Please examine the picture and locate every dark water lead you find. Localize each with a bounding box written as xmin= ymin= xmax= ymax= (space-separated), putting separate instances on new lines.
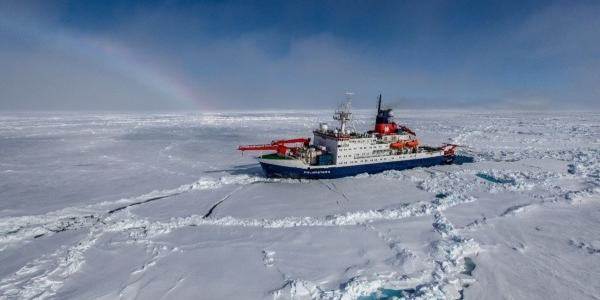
xmin=435 ymin=193 xmax=449 ymax=199
xmin=358 ymin=288 xmax=416 ymax=300
xmin=461 ymin=257 xmax=476 ymax=276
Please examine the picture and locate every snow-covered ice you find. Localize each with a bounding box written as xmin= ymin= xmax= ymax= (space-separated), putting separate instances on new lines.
xmin=0 ymin=110 xmax=599 ymax=299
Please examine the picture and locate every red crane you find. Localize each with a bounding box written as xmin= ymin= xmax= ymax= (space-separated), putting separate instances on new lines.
xmin=238 ymin=138 xmax=310 ymax=156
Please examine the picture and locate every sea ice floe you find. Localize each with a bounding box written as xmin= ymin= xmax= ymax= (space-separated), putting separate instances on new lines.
xmin=1 ymin=111 xmax=599 ymax=299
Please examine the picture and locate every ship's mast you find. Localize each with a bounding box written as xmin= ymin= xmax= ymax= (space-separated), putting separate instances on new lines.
xmin=333 ymin=92 xmax=353 ymax=134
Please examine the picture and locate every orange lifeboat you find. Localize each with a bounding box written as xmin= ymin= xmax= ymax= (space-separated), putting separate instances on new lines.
xmin=405 ymin=140 xmax=419 ymax=148
xmin=390 ymin=141 xmax=404 ymax=149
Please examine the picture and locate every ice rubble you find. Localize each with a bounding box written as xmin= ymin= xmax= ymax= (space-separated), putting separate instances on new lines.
xmin=0 ymin=111 xmax=599 ymax=299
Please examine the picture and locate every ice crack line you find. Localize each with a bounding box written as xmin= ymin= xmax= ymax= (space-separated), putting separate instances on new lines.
xmin=0 ymin=175 xmax=272 ymax=246
xmin=0 ymin=175 xmax=277 ymax=299
xmin=203 ymin=185 xmax=245 ymax=219
xmin=116 ymin=193 xmax=477 ymax=237
xmin=0 ymin=171 xmax=485 ymax=299
xmin=321 ymin=181 xmax=351 ymax=204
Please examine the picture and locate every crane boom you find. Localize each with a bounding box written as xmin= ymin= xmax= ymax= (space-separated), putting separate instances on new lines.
xmin=270 ymin=138 xmax=310 ymax=146
xmin=238 ymin=137 xmax=310 ymax=156
xmin=237 ymin=144 xmax=279 ymax=151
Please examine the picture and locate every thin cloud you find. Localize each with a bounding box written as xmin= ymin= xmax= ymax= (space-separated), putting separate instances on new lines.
xmin=1 ymin=1 xmax=599 ymax=111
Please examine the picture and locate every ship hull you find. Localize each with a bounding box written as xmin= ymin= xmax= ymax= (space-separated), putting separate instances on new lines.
xmin=260 ymin=155 xmax=451 ymax=179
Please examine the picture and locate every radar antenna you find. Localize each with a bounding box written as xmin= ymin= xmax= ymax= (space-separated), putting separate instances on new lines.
xmin=333 ymin=92 xmax=354 ymax=135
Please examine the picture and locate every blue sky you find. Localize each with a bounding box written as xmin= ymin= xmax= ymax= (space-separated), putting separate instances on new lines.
xmin=1 ymin=0 xmax=599 ymax=110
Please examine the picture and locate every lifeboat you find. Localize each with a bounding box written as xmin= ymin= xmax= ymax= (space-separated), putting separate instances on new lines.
xmin=405 ymin=140 xmax=419 ymax=148
xmin=390 ymin=141 xmax=404 ymax=149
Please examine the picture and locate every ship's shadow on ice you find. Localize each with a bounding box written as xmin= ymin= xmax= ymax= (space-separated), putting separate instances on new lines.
xmin=450 ymin=155 xmax=475 ymax=165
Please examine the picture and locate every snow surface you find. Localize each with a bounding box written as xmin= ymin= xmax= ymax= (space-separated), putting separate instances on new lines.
xmin=0 ymin=110 xmax=599 ymax=299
